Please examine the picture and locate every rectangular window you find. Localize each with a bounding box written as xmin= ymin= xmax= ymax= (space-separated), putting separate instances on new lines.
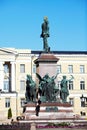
xmin=68 ymin=65 xmax=73 ymax=73
xmin=33 ymin=64 xmax=36 ymax=73
xmin=3 ymin=80 xmax=9 ymax=92
xmin=69 ymin=98 xmax=74 ymax=106
xmin=20 ymin=64 xmax=25 ymax=73
xmin=20 ymin=80 xmax=25 ymax=91
xmin=69 ymin=81 xmax=73 ymax=90
xmin=5 ymin=98 xmax=10 ymax=108
xmin=81 ymin=100 xmax=85 ymax=107
xmin=57 ymin=65 xmax=61 ymax=73
xmin=4 ymin=64 xmax=9 ymax=73
xmin=80 ymin=81 xmax=85 ymax=90
xmin=20 ymin=98 xmax=25 ymax=107
xmin=80 ymin=65 xmax=85 ymax=73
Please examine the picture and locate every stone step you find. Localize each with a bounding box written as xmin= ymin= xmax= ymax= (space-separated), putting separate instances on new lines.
xmin=23 ymin=112 xmax=75 ymax=120
xmin=26 ymin=109 xmax=73 ymax=113
xmin=24 ymin=102 xmax=72 ymax=107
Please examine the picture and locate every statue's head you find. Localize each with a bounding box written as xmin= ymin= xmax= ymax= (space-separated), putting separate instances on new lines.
xmin=44 ymin=74 xmax=49 ymax=79
xmin=27 ymin=74 xmax=32 ymax=80
xmin=44 ymin=73 xmax=49 ymax=79
xmin=44 ymin=16 xmax=48 ymax=22
xmin=63 ymin=75 xmax=66 ymax=79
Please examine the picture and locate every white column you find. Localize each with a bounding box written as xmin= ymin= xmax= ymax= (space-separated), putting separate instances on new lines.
xmin=11 ymin=62 xmax=16 ymax=91
xmin=0 ymin=62 xmax=4 ymax=91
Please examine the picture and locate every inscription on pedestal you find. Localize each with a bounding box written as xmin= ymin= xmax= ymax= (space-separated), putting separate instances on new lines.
xmin=46 ymin=106 xmax=58 ymax=112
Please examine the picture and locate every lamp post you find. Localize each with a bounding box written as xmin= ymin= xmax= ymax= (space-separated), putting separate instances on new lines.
xmin=80 ymin=94 xmax=87 ymax=116
xmin=80 ymin=94 xmax=87 ymax=107
xmin=0 ymin=89 xmax=2 ymax=99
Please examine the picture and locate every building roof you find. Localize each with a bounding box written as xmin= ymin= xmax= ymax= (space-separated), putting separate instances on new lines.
xmin=31 ymin=50 xmax=87 ymax=55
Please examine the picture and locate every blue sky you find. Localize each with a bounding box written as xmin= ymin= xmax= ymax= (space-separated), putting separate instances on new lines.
xmin=0 ymin=0 xmax=86 ymax=51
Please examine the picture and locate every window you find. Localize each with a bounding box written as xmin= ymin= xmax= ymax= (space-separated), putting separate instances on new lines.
xmin=3 ymin=80 xmax=9 ymax=92
xmin=20 ymin=98 xmax=25 ymax=107
xmin=68 ymin=65 xmax=73 ymax=73
xmin=80 ymin=81 xmax=85 ymax=90
xmin=4 ymin=65 xmax=9 ymax=73
xmin=5 ymin=98 xmax=10 ymax=108
xmin=80 ymin=65 xmax=85 ymax=73
xmin=69 ymin=98 xmax=74 ymax=106
xmin=69 ymin=81 xmax=73 ymax=90
xmin=33 ymin=64 xmax=36 ymax=73
xmin=57 ymin=65 xmax=61 ymax=73
xmin=81 ymin=98 xmax=85 ymax=107
xmin=20 ymin=80 xmax=25 ymax=91
xmin=20 ymin=64 xmax=25 ymax=73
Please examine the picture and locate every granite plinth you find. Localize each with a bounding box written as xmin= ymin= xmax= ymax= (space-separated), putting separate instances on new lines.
xmin=23 ymin=102 xmax=76 ymax=120
xmin=34 ymin=53 xmax=59 ymax=79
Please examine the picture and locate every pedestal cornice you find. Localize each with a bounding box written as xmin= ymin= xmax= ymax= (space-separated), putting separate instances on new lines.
xmin=34 ymin=53 xmax=59 ymax=64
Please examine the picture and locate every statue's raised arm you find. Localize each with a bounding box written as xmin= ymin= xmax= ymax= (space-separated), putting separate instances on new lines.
xmin=52 ymin=71 xmax=59 ymax=80
xmin=55 ymin=71 xmax=59 ymax=79
xmin=36 ymin=73 xmax=44 ymax=83
xmin=67 ymin=75 xmax=74 ymax=82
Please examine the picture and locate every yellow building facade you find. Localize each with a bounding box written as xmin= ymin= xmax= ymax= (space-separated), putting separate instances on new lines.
xmin=0 ymin=48 xmax=87 ymax=120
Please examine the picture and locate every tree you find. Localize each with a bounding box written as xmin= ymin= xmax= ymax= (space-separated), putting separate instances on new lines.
xmin=8 ymin=108 xmax=12 ymax=119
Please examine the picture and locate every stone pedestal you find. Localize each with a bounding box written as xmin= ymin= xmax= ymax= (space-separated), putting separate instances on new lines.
xmin=34 ymin=52 xmax=59 ymax=101
xmin=34 ymin=53 xmax=59 ymax=78
xmin=23 ymin=102 xmax=74 ymax=120
xmin=22 ymin=53 xmax=75 ymax=122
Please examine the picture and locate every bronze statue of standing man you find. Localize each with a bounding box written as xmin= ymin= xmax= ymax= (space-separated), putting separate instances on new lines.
xmin=40 ymin=16 xmax=50 ymax=52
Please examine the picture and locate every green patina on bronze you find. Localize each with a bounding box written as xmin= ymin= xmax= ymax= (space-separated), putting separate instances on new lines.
xmin=25 ymin=17 xmax=74 ymax=104
xmin=46 ymin=106 xmax=58 ymax=112
xmin=36 ymin=72 xmax=59 ymax=102
xmin=25 ymin=73 xmax=74 ymax=103
xmin=60 ymin=75 xmax=74 ymax=103
xmin=40 ymin=16 xmax=50 ymax=53
xmin=25 ymin=75 xmax=36 ymax=102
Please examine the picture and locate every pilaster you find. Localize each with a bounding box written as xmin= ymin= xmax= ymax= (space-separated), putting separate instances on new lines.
xmin=0 ymin=62 xmax=4 ymax=91
xmin=11 ymin=61 xmax=16 ymax=92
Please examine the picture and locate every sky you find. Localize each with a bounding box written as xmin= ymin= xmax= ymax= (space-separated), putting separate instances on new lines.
xmin=0 ymin=0 xmax=87 ymax=51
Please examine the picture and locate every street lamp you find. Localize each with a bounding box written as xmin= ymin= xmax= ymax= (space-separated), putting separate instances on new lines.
xmin=80 ymin=94 xmax=87 ymax=107
xmin=80 ymin=94 xmax=87 ymax=116
xmin=0 ymin=89 xmax=2 ymax=99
